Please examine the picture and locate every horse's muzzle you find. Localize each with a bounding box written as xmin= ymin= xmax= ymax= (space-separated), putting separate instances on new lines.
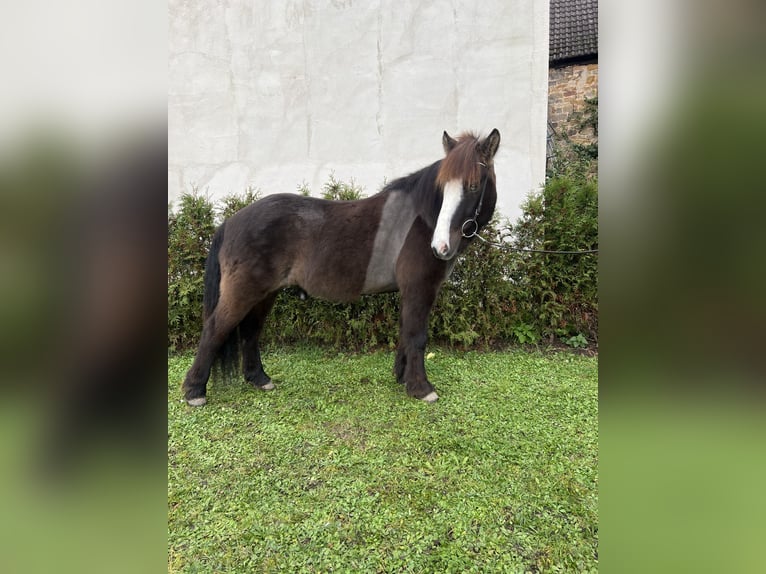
xmin=431 ymin=242 xmax=455 ymax=261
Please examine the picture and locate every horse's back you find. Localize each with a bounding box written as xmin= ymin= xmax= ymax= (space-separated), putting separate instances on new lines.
xmin=221 ymin=193 xmax=388 ymax=302
xmin=228 ymin=193 xmax=319 ymax=229
xmin=221 ymin=194 xmax=309 ymax=260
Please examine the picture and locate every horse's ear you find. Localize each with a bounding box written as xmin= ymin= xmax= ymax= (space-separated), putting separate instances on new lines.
xmin=480 ymin=128 xmax=501 ymax=160
xmin=442 ymin=131 xmax=458 ymax=154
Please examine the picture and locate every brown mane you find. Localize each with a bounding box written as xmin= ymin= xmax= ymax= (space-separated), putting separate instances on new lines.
xmin=436 ymin=132 xmax=482 ymax=189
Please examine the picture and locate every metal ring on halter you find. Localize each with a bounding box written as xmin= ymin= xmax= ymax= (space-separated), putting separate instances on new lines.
xmin=459 ymin=161 xmax=489 ymax=240
xmin=461 ymin=218 xmax=479 ymax=238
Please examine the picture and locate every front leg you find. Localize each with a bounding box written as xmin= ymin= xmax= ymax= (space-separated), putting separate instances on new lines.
xmin=395 ymin=218 xmax=448 ymax=402
xmin=398 ymin=295 xmax=439 ymax=402
xmin=394 ymin=346 xmax=406 ymax=385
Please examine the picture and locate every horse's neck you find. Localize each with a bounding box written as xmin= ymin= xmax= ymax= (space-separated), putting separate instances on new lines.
xmin=411 ymin=175 xmax=441 ymax=231
xmin=384 ymin=165 xmax=441 ymax=231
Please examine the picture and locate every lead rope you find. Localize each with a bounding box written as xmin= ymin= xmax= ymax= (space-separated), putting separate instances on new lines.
xmin=461 ymin=162 xmax=599 ymax=255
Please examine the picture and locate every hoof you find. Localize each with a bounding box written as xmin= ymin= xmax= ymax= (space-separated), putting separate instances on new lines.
xmin=186 ymin=396 xmax=207 ymax=407
xmin=421 ymin=391 xmax=439 ymax=403
xmin=258 ymin=382 xmax=275 ymax=391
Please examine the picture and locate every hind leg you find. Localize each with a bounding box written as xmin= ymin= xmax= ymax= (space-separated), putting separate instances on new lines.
xmin=182 ymin=286 xmax=258 ymax=406
xmin=240 ymin=293 xmax=277 ymax=390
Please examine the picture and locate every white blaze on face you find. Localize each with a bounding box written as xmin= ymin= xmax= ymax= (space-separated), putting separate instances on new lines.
xmin=431 ymin=179 xmax=463 ymax=259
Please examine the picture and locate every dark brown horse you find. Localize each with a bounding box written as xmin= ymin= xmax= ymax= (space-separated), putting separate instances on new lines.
xmin=182 ymin=129 xmax=500 ymax=405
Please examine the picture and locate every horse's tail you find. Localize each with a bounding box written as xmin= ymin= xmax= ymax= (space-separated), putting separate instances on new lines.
xmin=202 ymin=223 xmax=225 ymax=319
xmin=203 ymin=222 xmax=240 ymax=382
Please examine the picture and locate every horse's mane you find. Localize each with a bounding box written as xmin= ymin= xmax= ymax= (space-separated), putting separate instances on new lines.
xmin=436 ymin=132 xmax=482 ymax=189
xmin=377 ymin=132 xmax=483 ymax=226
xmin=381 ymin=131 xmax=482 ymax=195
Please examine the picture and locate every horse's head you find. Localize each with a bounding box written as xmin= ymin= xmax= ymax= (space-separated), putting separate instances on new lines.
xmin=431 ymin=129 xmax=501 ymax=260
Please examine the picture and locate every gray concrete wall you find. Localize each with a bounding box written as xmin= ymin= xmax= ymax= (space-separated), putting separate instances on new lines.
xmin=169 ymin=0 xmax=549 ymax=221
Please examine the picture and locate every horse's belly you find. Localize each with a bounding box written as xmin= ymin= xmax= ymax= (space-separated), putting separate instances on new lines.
xmin=361 ymin=268 xmax=398 ymax=294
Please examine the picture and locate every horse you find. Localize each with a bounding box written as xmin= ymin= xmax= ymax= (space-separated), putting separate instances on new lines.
xmin=182 ymin=129 xmax=500 ymax=406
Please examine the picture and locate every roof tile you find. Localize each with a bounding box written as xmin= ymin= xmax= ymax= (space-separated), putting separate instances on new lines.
xmin=549 ymin=0 xmax=598 ymax=64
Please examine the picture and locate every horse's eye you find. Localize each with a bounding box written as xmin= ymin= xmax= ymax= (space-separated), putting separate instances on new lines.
xmin=469 ymin=183 xmax=478 ymax=192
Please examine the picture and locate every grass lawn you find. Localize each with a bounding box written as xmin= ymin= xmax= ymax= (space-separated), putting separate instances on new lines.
xmin=168 ymin=347 xmax=598 ymax=573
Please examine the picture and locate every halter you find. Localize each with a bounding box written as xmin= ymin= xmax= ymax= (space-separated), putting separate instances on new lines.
xmin=460 ymin=161 xmax=489 ymax=239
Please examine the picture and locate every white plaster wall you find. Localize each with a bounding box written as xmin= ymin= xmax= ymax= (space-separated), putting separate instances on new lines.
xmin=169 ymin=0 xmax=549 ymax=222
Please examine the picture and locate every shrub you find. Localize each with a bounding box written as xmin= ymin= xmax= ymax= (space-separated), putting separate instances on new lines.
xmin=219 ymin=187 xmax=261 ymax=219
xmin=509 ymin=176 xmax=598 ymax=343
xmin=320 ymin=172 xmax=366 ymax=200
xmin=167 ymin=192 xmax=215 ymax=352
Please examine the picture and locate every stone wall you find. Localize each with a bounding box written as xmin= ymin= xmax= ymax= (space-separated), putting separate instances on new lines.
xmin=168 ymin=0 xmax=551 ymax=221
xmin=547 ymin=62 xmax=598 ymax=145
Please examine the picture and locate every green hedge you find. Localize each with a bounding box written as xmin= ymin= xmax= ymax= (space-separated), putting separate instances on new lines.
xmin=168 ymin=175 xmax=597 ymax=352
